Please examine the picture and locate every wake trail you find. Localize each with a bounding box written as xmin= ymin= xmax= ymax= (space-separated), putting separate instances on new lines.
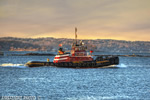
xmin=116 ymin=63 xmax=127 ymax=68
xmin=0 ymin=63 xmax=27 ymax=68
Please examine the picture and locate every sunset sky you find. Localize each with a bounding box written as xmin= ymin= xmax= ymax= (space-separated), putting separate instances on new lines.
xmin=0 ymin=0 xmax=150 ymax=41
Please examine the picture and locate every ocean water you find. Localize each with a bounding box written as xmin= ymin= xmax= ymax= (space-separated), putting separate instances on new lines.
xmin=0 ymin=51 xmax=150 ymax=100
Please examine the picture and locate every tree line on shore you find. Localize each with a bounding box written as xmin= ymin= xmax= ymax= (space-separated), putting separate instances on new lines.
xmin=0 ymin=37 xmax=150 ymax=53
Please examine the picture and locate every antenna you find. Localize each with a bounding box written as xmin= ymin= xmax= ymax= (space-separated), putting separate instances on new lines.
xmin=75 ymin=27 xmax=77 ymax=45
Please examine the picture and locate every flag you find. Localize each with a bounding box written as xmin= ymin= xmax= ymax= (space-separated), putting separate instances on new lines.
xmin=90 ymin=50 xmax=93 ymax=53
xmin=59 ymin=44 xmax=62 ymax=47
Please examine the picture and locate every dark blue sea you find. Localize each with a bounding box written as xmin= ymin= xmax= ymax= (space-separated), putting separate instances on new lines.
xmin=0 ymin=51 xmax=150 ymax=100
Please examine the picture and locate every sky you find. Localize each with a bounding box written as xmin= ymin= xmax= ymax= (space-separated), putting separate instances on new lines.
xmin=0 ymin=0 xmax=150 ymax=41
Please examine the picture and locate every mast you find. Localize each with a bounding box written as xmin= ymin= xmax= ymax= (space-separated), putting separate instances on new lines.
xmin=75 ymin=27 xmax=77 ymax=45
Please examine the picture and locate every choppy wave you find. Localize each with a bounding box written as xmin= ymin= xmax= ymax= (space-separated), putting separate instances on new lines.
xmin=66 ymin=95 xmax=130 ymax=100
xmin=0 ymin=63 xmax=26 ymax=68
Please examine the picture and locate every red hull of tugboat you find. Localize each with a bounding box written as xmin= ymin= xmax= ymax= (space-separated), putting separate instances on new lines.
xmin=25 ymin=56 xmax=119 ymax=68
xmin=53 ymin=54 xmax=93 ymax=63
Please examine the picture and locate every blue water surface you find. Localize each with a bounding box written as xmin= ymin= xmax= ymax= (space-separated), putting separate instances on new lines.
xmin=0 ymin=51 xmax=150 ymax=100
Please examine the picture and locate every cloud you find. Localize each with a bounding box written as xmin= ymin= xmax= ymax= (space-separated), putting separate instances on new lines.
xmin=0 ymin=0 xmax=150 ymax=41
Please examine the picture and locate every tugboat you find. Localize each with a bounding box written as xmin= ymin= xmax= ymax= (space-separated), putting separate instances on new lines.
xmin=25 ymin=28 xmax=119 ymax=68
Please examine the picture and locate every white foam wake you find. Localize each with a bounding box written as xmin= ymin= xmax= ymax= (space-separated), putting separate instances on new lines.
xmin=106 ymin=63 xmax=127 ymax=68
xmin=0 ymin=63 xmax=26 ymax=68
xmin=116 ymin=63 xmax=127 ymax=68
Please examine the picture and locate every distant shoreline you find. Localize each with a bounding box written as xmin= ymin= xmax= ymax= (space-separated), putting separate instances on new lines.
xmin=1 ymin=52 xmax=150 ymax=57
xmin=0 ymin=37 xmax=150 ymax=52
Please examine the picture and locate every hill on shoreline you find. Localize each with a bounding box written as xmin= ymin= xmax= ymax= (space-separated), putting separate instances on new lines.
xmin=0 ymin=37 xmax=150 ymax=53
